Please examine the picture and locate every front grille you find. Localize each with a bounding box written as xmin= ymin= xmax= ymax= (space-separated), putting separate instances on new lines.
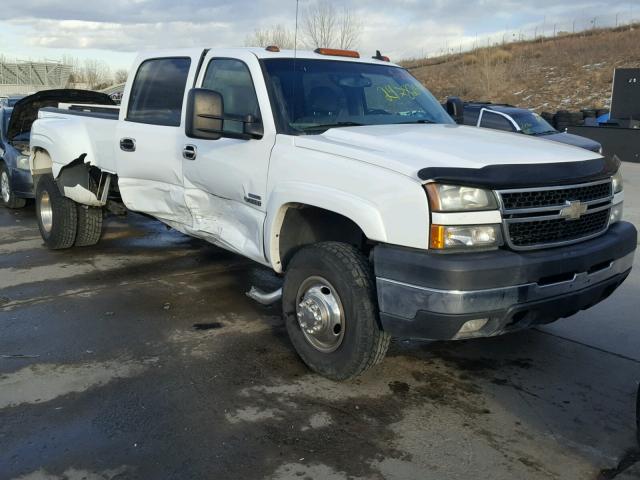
xmin=501 ymin=182 xmax=612 ymax=210
xmin=499 ymin=179 xmax=613 ymax=250
xmin=508 ymin=209 xmax=610 ymax=247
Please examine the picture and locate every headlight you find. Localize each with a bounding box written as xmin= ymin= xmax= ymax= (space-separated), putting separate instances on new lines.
xmin=430 ymin=224 xmax=503 ymax=250
xmin=425 ymin=183 xmax=498 ymax=211
xmin=16 ymin=155 xmax=30 ymax=171
xmin=612 ymin=171 xmax=623 ymax=194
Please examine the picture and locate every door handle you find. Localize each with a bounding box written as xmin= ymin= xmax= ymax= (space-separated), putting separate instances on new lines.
xmin=183 ymin=144 xmax=197 ymax=161
xmin=120 ymin=138 xmax=136 ymax=152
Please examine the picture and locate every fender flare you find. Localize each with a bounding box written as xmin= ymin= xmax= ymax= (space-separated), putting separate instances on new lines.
xmin=264 ymin=182 xmax=388 ymax=272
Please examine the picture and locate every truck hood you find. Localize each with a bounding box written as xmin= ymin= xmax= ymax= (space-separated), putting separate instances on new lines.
xmin=294 ymin=124 xmax=600 ymax=179
xmin=537 ymin=131 xmax=602 ymax=152
xmin=7 ymin=89 xmax=115 ymax=142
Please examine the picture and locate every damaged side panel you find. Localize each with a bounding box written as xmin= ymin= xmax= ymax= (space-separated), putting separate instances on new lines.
xmin=183 ymin=188 xmax=266 ymax=265
xmin=118 ymin=178 xmax=193 ymax=225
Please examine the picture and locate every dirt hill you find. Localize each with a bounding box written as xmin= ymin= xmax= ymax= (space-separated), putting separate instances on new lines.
xmin=403 ymin=25 xmax=640 ymax=113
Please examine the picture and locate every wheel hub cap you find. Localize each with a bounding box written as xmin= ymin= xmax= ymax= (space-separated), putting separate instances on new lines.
xmin=0 ymin=171 xmax=9 ymax=203
xmin=296 ymin=278 xmax=344 ymax=353
xmin=39 ymin=191 xmax=53 ymax=233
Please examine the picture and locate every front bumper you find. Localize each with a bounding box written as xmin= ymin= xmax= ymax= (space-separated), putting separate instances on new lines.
xmin=374 ymin=221 xmax=637 ymax=340
xmin=10 ymin=165 xmax=34 ymax=198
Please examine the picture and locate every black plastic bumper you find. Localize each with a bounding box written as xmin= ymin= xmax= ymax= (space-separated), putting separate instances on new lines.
xmin=373 ymin=221 xmax=637 ymax=340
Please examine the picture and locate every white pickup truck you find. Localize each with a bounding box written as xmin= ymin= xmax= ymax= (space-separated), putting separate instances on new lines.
xmin=28 ymin=47 xmax=636 ymax=380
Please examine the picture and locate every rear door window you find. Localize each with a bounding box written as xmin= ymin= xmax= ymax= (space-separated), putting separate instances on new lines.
xmin=127 ymin=57 xmax=191 ymax=127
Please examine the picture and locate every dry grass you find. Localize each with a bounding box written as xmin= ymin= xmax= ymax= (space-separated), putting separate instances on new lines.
xmin=403 ymin=26 xmax=640 ymax=112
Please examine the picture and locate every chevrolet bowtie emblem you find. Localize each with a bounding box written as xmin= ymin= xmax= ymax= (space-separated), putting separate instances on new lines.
xmin=559 ymin=200 xmax=588 ymax=220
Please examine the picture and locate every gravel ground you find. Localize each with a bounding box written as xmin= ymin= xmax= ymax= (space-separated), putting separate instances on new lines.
xmin=0 ymin=164 xmax=639 ymax=480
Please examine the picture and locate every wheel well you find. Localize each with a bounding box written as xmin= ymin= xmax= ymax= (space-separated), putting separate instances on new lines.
xmin=31 ymin=148 xmax=53 ymax=175
xmin=278 ymin=205 xmax=369 ymax=270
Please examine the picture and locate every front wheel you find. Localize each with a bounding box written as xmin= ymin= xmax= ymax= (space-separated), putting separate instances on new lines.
xmin=282 ymin=242 xmax=390 ymax=380
xmin=35 ymin=175 xmax=77 ymax=249
xmin=0 ymin=163 xmax=26 ymax=209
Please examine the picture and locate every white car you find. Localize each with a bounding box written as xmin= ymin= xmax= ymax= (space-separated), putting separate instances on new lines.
xmin=27 ymin=47 xmax=636 ymax=380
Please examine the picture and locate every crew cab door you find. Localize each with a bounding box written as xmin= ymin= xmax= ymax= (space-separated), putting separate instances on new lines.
xmin=115 ymin=54 xmax=198 ymax=225
xmin=181 ymin=51 xmax=276 ymax=263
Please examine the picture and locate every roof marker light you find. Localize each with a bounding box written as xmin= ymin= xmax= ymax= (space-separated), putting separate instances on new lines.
xmin=314 ymin=48 xmax=360 ymax=58
xmin=265 ymin=45 xmax=280 ymax=52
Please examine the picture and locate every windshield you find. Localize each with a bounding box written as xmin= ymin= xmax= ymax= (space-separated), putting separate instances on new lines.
xmin=2 ymin=109 xmax=11 ymax=139
xmin=263 ymin=59 xmax=453 ymax=134
xmin=511 ymin=111 xmax=557 ymax=135
xmin=6 ymin=97 xmax=24 ymax=107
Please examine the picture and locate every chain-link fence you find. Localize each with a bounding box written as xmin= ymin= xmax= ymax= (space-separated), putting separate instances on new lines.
xmin=414 ymin=10 xmax=639 ymax=60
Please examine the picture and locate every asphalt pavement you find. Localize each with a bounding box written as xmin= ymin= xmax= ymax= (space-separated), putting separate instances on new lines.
xmin=0 ymin=164 xmax=639 ymax=480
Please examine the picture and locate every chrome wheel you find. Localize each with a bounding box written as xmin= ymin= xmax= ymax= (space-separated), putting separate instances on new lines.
xmin=39 ymin=191 xmax=53 ymax=233
xmin=296 ymin=276 xmax=345 ymax=353
xmin=0 ymin=171 xmax=10 ymax=203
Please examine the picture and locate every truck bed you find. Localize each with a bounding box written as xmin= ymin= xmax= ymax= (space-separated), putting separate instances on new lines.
xmin=35 ymin=105 xmax=120 ymax=174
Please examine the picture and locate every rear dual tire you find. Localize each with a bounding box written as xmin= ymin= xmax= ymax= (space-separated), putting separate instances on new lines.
xmin=35 ymin=175 xmax=102 ymax=249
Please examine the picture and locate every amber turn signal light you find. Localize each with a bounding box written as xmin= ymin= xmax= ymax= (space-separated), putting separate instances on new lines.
xmin=430 ymin=224 xmax=446 ymax=249
xmin=314 ymin=48 xmax=360 ymax=58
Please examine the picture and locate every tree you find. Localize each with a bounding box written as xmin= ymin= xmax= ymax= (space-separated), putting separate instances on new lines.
xmin=302 ymin=1 xmax=361 ymax=49
xmin=245 ymin=24 xmax=296 ymax=49
xmin=114 ymin=69 xmax=128 ymax=84
xmin=62 ymin=55 xmax=83 ymax=85
xmin=83 ymin=59 xmax=112 ymax=90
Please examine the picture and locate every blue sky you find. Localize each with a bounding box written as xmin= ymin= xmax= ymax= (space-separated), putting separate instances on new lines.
xmin=0 ymin=0 xmax=636 ymax=70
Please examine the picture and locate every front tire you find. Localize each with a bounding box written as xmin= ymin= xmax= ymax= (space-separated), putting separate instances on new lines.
xmin=35 ymin=175 xmax=77 ymax=249
xmin=0 ymin=163 xmax=26 ymax=209
xmin=282 ymin=242 xmax=390 ymax=380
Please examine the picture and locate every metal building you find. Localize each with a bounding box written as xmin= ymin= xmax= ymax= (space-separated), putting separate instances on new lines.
xmin=0 ymin=61 xmax=72 ymax=96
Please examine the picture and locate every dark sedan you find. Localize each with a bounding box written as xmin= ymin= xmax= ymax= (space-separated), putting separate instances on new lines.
xmin=0 ymin=106 xmax=32 ymax=208
xmin=1 ymin=89 xmax=115 ymax=209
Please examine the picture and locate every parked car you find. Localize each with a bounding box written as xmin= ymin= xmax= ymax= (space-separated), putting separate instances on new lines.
xmin=458 ymin=101 xmax=603 ymax=153
xmin=0 ymin=89 xmax=115 ymax=209
xmin=0 ymin=95 xmax=26 ymax=108
xmin=27 ymin=47 xmax=635 ymax=380
xmin=1 ymin=103 xmax=31 ymax=208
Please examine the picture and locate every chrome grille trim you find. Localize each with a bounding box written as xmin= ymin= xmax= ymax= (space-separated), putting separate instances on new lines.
xmin=496 ymin=179 xmax=613 ymax=250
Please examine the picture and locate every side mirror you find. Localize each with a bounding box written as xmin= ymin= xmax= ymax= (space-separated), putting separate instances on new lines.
xmin=446 ymin=96 xmax=464 ymax=124
xmin=186 ymin=88 xmax=224 ymax=140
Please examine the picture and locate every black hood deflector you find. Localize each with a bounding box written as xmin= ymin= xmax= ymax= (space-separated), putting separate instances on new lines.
xmin=7 ymin=89 xmax=115 ymax=142
xmin=417 ymin=156 xmax=620 ymax=189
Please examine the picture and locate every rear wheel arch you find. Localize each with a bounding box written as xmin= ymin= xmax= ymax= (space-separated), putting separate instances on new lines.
xmin=31 ymin=148 xmax=54 ymax=176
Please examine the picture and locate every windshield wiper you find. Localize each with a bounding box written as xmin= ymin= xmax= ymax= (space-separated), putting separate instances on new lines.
xmin=394 ymin=119 xmax=436 ymax=124
xmin=300 ymin=121 xmax=364 ymax=132
xmin=530 ymin=130 xmax=557 ymax=136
